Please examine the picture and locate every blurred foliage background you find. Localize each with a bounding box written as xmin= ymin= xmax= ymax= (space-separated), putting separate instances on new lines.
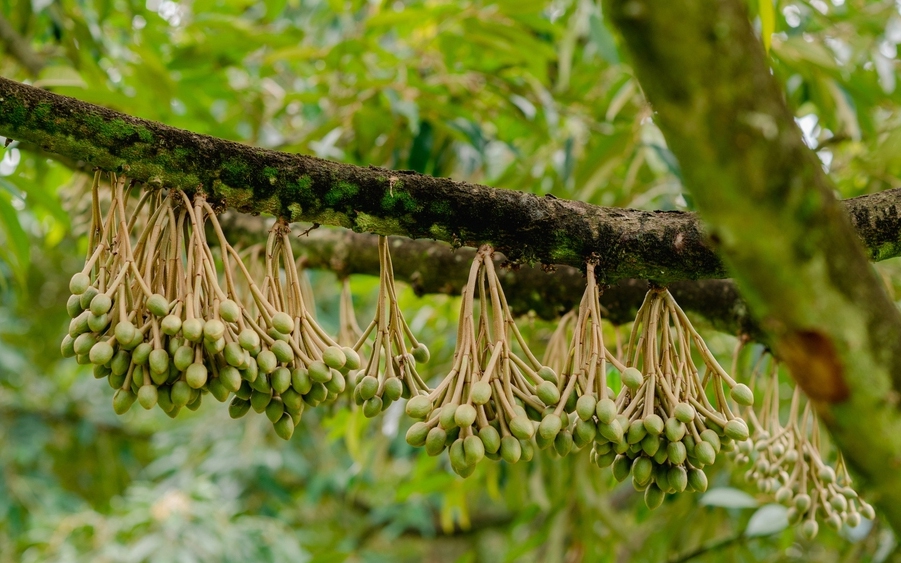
xmin=2 ymin=0 xmax=901 ymax=561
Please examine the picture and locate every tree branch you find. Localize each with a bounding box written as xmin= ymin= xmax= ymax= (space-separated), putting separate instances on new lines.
xmin=607 ymin=0 xmax=901 ymax=530
xmin=0 ymin=15 xmax=43 ymax=77
xmin=2 ymin=77 xmax=901 ymax=283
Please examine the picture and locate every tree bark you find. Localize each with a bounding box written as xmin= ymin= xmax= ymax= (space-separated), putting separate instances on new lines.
xmin=607 ymin=0 xmax=901 ymax=530
xmin=2 ymin=77 xmax=901 ymax=283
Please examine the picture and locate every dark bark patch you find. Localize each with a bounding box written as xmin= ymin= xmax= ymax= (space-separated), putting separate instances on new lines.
xmin=780 ymin=330 xmax=850 ymax=403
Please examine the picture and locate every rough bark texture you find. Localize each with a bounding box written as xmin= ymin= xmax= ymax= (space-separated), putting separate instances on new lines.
xmin=607 ymin=0 xmax=901 ymax=529
xmin=2 ymin=77 xmax=901 ymax=283
xmin=244 ymin=223 xmax=757 ymax=334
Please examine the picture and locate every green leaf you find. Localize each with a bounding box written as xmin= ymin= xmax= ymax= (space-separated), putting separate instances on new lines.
xmin=759 ymin=0 xmax=775 ymax=53
xmin=700 ymin=487 xmax=759 ymax=509
xmin=745 ymin=504 xmax=789 ymax=537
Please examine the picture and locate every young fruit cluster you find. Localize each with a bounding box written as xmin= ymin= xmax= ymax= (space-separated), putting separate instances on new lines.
xmin=602 ymin=288 xmax=754 ymax=509
xmin=404 ymin=246 xmax=554 ymax=476
xmin=736 ymin=359 xmax=874 ymax=538
xmin=351 ymin=236 xmax=431 ymax=417
xmin=61 ymin=174 xmax=358 ymax=439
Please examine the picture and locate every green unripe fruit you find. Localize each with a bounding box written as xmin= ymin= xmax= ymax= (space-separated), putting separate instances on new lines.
xmin=170 ymin=345 xmax=191 ymax=372
xmin=774 ymin=486 xmax=793 ymax=505
xmin=641 ymin=433 xmax=661 ymax=457
xmin=454 ymin=404 xmax=478 ymax=428
xmin=575 ymin=419 xmax=597 ymax=444
xmin=632 ymin=456 xmax=653 ymax=485
xmin=406 ymin=395 xmax=433 ymax=419
xmin=87 ymin=312 xmax=109 ymax=333
xmin=308 ymin=360 xmax=331 ymax=383
xmin=538 ymin=414 xmax=563 ymax=440
xmin=537 ymin=366 xmax=557 ymax=383
xmin=794 ymin=493 xmax=811 ymax=512
xmin=464 ymin=434 xmax=486 ymax=465
xmin=665 ymin=417 xmax=686 ymax=442
xmin=687 ymin=468 xmax=708 ymax=493
xmin=612 ymin=455 xmax=632 ymax=482
xmin=643 ymin=413 xmax=664 ymax=436
xmin=219 ymin=300 xmax=241 ymax=323
xmin=830 ymin=494 xmax=848 ymax=512
xmin=363 ymin=396 xmax=383 ymax=418
xmin=208 ymin=377 xmax=230 ymax=402
xmin=282 ymin=388 xmax=304 ymax=414
xmin=69 ymin=311 xmax=89 ymax=338
xmin=405 ymin=422 xmax=428 ymax=448
xmin=338 ymin=348 xmax=359 ymax=371
xmin=271 ymin=312 xmax=294 ymax=335
xmin=622 ymin=367 xmax=643 ymax=390
xmin=112 ymin=388 xmax=136 ymax=414
xmin=653 ymin=444 xmax=669 ymax=465
xmin=148 ymin=349 xmax=169 ymax=375
xmin=242 ymin=356 xmax=259 ymax=383
xmin=273 ymin=414 xmax=295 ymax=440
xmin=536 ymin=381 xmax=560 ymax=406
xmin=674 ymin=402 xmax=696 ymax=423
xmin=223 ymin=342 xmax=244 ymax=368
xmin=267 ymin=327 xmax=289 ymax=343
xmin=266 ymin=340 xmax=289 ymax=363
xmin=146 ymin=294 xmax=169 ymax=317
xmin=256 ymin=350 xmax=278 ymax=374
xmin=500 ymin=435 xmax=522 ymax=464
xmin=599 ymin=419 xmax=624 ymax=443
xmin=668 ymin=466 xmax=688 ymax=493
xmin=238 ymin=328 xmax=260 ymax=351
xmin=404 ymin=342 xmax=427 ymax=364
xmin=306 ymin=382 xmax=327 ymax=404
xmin=271 ymin=367 xmax=291 ymax=394
xmin=157 ymin=314 xmax=179 ymax=336
xmin=89 ymin=341 xmax=114 ymax=365
xmin=113 ymin=321 xmax=135 ymax=345
xmin=520 ymin=439 xmax=534 ymax=462
xmin=250 ymin=388 xmax=272 ymax=412
xmin=186 ymin=392 xmax=203 ymax=411
xmin=554 ymin=430 xmax=574 ymax=457
xmin=383 ymin=377 xmax=403 ymax=401
xmin=860 ymin=501 xmax=876 ymax=521
xmin=471 ymin=381 xmax=491 ymax=405
xmin=90 ymin=293 xmax=112 ymax=316
xmin=124 ymin=329 xmax=143 ymax=350
xmin=66 ymin=294 xmax=83 ymax=318
xmin=235 ymin=381 xmax=253 ymax=401
xmin=576 ymin=395 xmax=597 ymax=421
xmin=595 ymin=450 xmax=617 ymax=468
xmin=700 ymin=429 xmax=722 ymax=453
xmin=156 ymin=386 xmax=174 ymax=413
xmin=818 ymin=466 xmax=836 ymax=484
xmin=320 ymin=346 xmax=345 ymax=370
xmin=627 ymin=419 xmax=648 ymax=444
xmin=535 ymin=432 xmax=553 ymax=451
xmin=645 ymin=484 xmax=665 ymax=510
xmin=265 ymin=396 xmax=285 ymax=423
xmin=730 ymin=383 xmax=754 ymax=406
xmin=73 ymin=332 xmax=98 ymax=356
xmin=93 ymin=364 xmax=111 ymax=379
xmin=202 ymin=319 xmax=224 ymax=342
xmin=667 ymin=441 xmax=687 ymax=465
xmin=79 ymin=286 xmax=99 ymax=310
xmin=479 ymin=426 xmax=501 ymax=454
xmin=182 ymin=318 xmax=204 ymax=342
xmin=108 ymin=369 xmax=126 ymax=389
xmin=695 ymin=441 xmax=716 ymax=466
xmin=138 ymin=385 xmax=159 ymax=409
xmin=249 ymin=371 xmax=271 ymax=393
xmin=171 ymin=381 xmax=192 ymax=407
xmin=438 ymin=402 xmax=458 ymax=429
xmin=357 ymin=375 xmax=379 ymax=401
xmin=724 ymin=419 xmax=750 ymax=441
xmin=69 ymin=272 xmax=91 ymax=295
xmin=228 ymin=397 xmax=251 ymax=419
xmin=509 ymin=416 xmax=534 ymax=440
xmin=800 ymin=519 xmax=818 ymax=540
xmin=291 ymin=368 xmax=312 ymax=394
xmin=110 ymin=350 xmax=130 ymax=375
xmin=186 ymin=362 xmax=208 ymax=389
xmin=426 ymin=427 xmax=448 ymax=456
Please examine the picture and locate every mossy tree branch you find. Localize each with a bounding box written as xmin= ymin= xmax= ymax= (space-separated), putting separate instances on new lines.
xmin=607 ymin=0 xmax=901 ymax=529
xmin=2 ymin=76 xmax=901 ymax=283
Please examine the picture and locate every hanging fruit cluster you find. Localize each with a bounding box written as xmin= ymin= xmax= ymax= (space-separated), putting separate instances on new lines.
xmin=61 ymin=173 xmax=361 ymax=439
xmin=62 ymin=175 xmax=878 ymax=521
xmin=734 ymin=358 xmax=874 ymax=538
